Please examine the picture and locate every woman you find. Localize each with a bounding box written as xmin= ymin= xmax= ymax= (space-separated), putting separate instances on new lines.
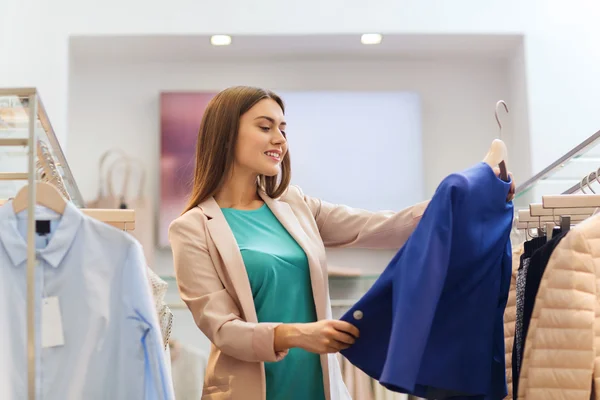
xmin=169 ymin=86 xmax=514 ymax=400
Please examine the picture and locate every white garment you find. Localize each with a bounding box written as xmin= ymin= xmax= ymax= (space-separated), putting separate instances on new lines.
xmin=0 ymin=201 xmax=174 ymax=399
xmin=147 ymin=267 xmax=173 ymax=348
xmin=171 ymin=345 xmax=206 ymax=400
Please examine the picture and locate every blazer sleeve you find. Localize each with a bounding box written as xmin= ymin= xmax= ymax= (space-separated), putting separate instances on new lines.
xmin=295 ymin=185 xmax=429 ymax=249
xmin=169 ymin=216 xmax=288 ymax=363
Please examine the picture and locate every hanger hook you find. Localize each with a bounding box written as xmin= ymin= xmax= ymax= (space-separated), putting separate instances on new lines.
xmin=588 ymin=172 xmax=596 ymax=194
xmin=495 ymin=100 xmax=509 ymax=140
xmin=581 ymin=176 xmax=589 ymax=194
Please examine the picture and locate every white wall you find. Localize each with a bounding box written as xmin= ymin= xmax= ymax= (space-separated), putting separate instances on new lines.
xmin=68 ymin=56 xmax=511 ymax=276
xmin=5 ymin=0 xmax=600 ymax=177
xmin=7 ymin=0 xmax=600 ymax=180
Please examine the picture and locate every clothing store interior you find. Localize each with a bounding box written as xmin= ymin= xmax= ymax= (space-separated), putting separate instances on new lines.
xmin=2 ymin=2 xmax=600 ymax=399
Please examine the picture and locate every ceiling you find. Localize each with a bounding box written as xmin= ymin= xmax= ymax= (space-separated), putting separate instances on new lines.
xmin=69 ymin=33 xmax=523 ymax=64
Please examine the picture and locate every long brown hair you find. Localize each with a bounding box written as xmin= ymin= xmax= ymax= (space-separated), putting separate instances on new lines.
xmin=182 ymin=86 xmax=291 ymax=214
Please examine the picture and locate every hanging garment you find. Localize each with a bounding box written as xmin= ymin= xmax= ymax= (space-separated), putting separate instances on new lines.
xmin=0 ymin=201 xmax=174 ymax=400
xmin=340 ymin=162 xmax=514 ymax=399
xmin=147 ymin=267 xmax=173 ymax=349
xmin=517 ymin=215 xmax=599 ymax=399
xmin=503 ymin=243 xmax=524 ymax=400
xmin=510 ymin=234 xmax=554 ymax=400
xmin=521 ymin=231 xmax=567 ymax=340
xmin=170 ymin=341 xmax=206 ymax=400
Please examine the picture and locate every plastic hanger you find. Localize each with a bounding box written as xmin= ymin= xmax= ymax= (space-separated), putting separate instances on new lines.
xmin=13 ymin=181 xmax=67 ymax=215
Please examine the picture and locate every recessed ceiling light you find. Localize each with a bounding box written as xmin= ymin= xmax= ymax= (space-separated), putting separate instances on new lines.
xmin=361 ymin=33 xmax=383 ymax=45
xmin=211 ymin=35 xmax=232 ymax=46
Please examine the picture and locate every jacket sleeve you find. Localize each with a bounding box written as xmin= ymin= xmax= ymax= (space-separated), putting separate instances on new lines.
xmin=295 ymin=185 xmax=430 ymax=250
xmin=169 ymin=216 xmax=288 ymax=363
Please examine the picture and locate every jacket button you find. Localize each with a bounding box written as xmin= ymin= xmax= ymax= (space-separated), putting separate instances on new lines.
xmin=353 ymin=310 xmax=363 ymax=320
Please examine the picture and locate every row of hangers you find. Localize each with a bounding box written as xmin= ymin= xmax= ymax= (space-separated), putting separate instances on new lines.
xmin=516 ymin=168 xmax=600 ymax=239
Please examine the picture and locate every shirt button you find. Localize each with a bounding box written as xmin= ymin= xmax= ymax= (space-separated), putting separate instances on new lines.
xmin=353 ymin=310 xmax=363 ymax=320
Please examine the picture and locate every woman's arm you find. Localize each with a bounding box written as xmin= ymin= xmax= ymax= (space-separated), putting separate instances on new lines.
xmin=293 ymin=185 xmax=430 ymax=250
xmin=294 ymin=168 xmax=514 ymax=250
xmin=169 ymin=215 xmax=288 ymax=363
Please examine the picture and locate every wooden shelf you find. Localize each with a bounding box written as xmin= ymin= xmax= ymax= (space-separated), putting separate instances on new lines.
xmin=0 ymin=172 xmax=28 ymax=180
xmin=0 ymin=138 xmax=29 ymax=146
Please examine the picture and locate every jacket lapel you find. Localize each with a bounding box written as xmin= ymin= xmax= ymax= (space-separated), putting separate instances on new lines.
xmin=260 ymin=191 xmax=327 ymax=321
xmin=200 ymin=198 xmax=258 ymax=324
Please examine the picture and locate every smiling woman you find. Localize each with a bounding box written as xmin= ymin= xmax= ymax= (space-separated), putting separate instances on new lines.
xmin=182 ymin=87 xmax=291 ymax=213
xmin=169 ymin=86 xmax=430 ymax=400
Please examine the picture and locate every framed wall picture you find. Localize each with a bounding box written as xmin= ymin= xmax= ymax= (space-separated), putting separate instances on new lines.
xmin=159 ymin=92 xmax=216 ymax=248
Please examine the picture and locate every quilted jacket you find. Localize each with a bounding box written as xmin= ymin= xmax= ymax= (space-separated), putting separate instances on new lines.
xmin=516 ymin=213 xmax=600 ymax=399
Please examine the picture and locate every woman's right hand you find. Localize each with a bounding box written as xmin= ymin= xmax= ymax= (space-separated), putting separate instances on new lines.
xmin=275 ymin=320 xmax=360 ymax=354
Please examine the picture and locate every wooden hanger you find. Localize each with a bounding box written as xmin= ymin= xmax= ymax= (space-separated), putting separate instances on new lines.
xmin=483 ymin=138 xmax=509 ymax=181
xmin=542 ymin=194 xmax=600 ymax=209
xmin=13 ymin=181 xmax=67 ymax=215
xmin=3 ymin=197 xmax=135 ymax=230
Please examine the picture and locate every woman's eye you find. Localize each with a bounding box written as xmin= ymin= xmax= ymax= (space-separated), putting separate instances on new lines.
xmin=281 ymin=131 xmax=287 ymax=137
xmin=260 ymin=126 xmax=270 ymax=132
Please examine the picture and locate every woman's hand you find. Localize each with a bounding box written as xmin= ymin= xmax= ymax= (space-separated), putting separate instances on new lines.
xmin=274 ymin=320 xmax=359 ymax=354
xmin=493 ymin=167 xmax=516 ymax=202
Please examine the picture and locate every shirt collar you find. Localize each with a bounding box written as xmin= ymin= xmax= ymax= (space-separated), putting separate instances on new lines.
xmin=0 ymin=200 xmax=83 ymax=268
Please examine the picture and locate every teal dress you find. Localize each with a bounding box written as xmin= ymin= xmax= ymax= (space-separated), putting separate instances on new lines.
xmin=221 ymin=204 xmax=326 ymax=400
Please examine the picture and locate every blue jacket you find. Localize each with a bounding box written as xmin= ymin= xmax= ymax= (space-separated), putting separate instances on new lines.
xmin=340 ymin=162 xmax=514 ymax=400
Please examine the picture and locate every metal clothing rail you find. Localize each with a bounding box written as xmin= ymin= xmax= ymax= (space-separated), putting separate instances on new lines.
xmin=515 ymin=129 xmax=600 ymax=196
xmin=562 ymin=169 xmax=600 ymax=195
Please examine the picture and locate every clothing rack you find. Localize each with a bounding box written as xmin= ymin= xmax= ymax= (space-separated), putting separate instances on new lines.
xmin=514 ymin=129 xmax=600 ymax=196
xmin=516 ymin=167 xmax=600 ymax=232
xmin=562 ymin=168 xmax=600 ymax=195
xmin=509 ymin=163 xmax=600 ymax=398
xmin=0 ymin=88 xmax=136 ymax=400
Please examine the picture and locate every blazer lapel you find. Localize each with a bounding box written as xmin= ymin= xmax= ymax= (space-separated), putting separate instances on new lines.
xmin=200 ymin=198 xmax=258 ymax=324
xmin=260 ymin=191 xmax=327 ymax=321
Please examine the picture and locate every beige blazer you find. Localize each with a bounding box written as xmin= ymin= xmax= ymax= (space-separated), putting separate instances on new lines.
xmin=517 ymin=213 xmax=600 ymax=399
xmin=169 ymin=185 xmax=428 ymax=400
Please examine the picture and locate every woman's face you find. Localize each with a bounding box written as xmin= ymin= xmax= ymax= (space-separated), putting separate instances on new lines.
xmin=234 ymin=98 xmax=287 ymax=178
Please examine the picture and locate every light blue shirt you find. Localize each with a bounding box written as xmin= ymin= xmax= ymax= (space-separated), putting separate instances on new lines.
xmin=0 ymin=201 xmax=174 ymax=400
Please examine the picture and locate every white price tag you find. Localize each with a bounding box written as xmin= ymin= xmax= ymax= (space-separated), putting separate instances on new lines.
xmin=42 ymin=296 xmax=65 ymax=348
